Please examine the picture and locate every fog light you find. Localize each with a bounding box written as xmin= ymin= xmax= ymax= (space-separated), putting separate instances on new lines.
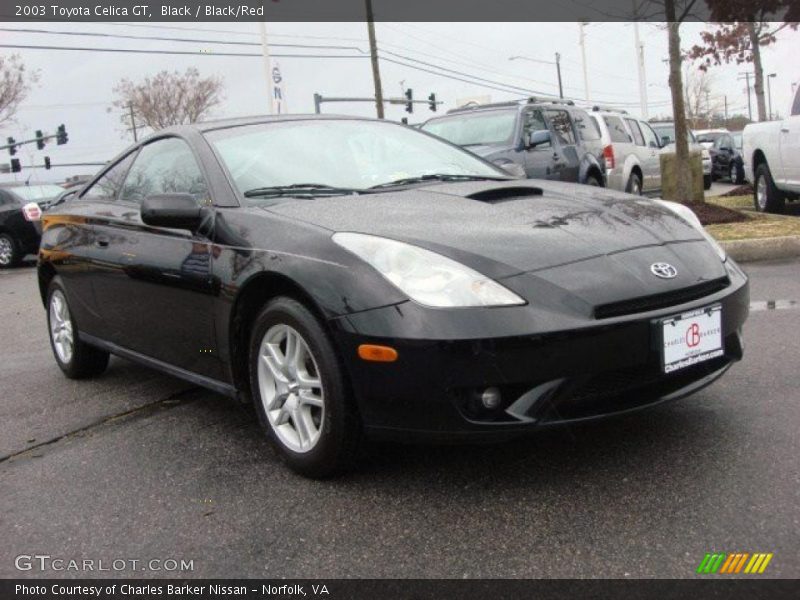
xmin=480 ymin=387 xmax=502 ymax=409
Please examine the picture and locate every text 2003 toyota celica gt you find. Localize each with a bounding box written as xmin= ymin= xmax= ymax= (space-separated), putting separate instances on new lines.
xmin=38 ymin=116 xmax=748 ymax=477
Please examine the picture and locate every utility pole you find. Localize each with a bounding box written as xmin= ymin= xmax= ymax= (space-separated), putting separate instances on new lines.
xmin=258 ymin=22 xmax=274 ymax=115
xmin=555 ymin=53 xmax=564 ymax=99
xmin=633 ymin=19 xmax=648 ymax=118
xmin=128 ymin=102 xmax=138 ymax=142
xmin=365 ymin=0 xmax=384 ymax=119
xmin=738 ymin=72 xmax=753 ymax=121
xmin=579 ymin=22 xmax=590 ymax=101
xmin=724 ymin=96 xmax=728 ymax=128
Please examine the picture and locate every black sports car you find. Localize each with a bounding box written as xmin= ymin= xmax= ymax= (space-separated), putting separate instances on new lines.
xmin=0 ymin=183 xmax=64 ymax=267
xmin=38 ymin=116 xmax=749 ymax=477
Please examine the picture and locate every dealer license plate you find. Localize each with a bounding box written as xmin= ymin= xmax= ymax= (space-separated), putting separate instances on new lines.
xmin=660 ymin=305 xmax=723 ymax=374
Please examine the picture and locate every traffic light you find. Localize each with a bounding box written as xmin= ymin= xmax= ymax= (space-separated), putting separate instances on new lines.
xmin=10 ymin=158 xmax=21 ymax=173
xmin=35 ymin=130 xmax=46 ymax=150
xmin=428 ymin=93 xmax=437 ymax=112
xmin=44 ymin=156 xmax=51 ymax=170
xmin=405 ymin=88 xmax=413 ymax=113
xmin=7 ymin=137 xmax=16 ymax=156
xmin=56 ymin=124 xmax=68 ymax=145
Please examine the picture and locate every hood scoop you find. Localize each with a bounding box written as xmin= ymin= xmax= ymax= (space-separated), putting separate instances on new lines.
xmin=465 ymin=186 xmax=543 ymax=204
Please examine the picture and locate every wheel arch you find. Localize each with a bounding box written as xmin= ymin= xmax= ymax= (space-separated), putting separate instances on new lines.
xmin=752 ymin=149 xmax=767 ymax=171
xmin=38 ymin=261 xmax=57 ymax=306
xmin=227 ymin=270 xmax=329 ymax=402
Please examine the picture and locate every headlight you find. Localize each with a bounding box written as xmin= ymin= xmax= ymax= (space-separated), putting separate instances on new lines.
xmin=654 ymin=199 xmax=726 ymax=262
xmin=333 ymin=232 xmax=525 ymax=308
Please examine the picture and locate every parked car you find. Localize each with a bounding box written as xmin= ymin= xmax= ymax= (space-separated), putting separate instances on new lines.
xmin=420 ymin=98 xmax=606 ymax=186
xmin=694 ymin=129 xmax=730 ymax=149
xmin=651 ymin=123 xmax=713 ymax=190
xmin=742 ymin=82 xmax=800 ymax=213
xmin=708 ymin=131 xmax=745 ymax=185
xmin=0 ymin=183 xmax=63 ymax=267
xmin=39 ymin=116 xmax=748 ymax=477
xmin=588 ymin=108 xmax=662 ymax=195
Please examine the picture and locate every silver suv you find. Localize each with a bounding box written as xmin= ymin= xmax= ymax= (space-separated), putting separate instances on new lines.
xmin=588 ymin=109 xmax=662 ymax=195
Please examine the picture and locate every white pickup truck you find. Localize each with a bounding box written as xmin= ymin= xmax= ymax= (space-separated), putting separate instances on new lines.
xmin=742 ymin=82 xmax=800 ymax=213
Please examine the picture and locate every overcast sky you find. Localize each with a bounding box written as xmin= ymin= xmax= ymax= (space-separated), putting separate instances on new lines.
xmin=1 ymin=20 xmax=797 ymax=185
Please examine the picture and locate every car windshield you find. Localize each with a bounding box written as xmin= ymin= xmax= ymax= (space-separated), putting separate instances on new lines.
xmin=696 ymin=132 xmax=724 ymax=144
xmin=206 ymin=119 xmax=505 ymax=198
xmin=421 ymin=110 xmax=517 ymax=147
xmin=6 ymin=184 xmax=64 ymax=201
xmin=651 ymin=124 xmax=697 ymax=145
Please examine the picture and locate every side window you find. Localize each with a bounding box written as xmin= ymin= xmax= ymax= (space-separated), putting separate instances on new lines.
xmin=120 ymin=138 xmax=209 ymax=206
xmin=791 ymin=86 xmax=800 ymax=116
xmin=523 ymin=109 xmax=550 ymax=146
xmin=625 ymin=119 xmax=645 ymax=146
xmin=545 ymin=110 xmax=577 ymax=146
xmin=640 ymin=123 xmax=660 ymax=148
xmin=603 ymin=116 xmax=631 ymax=143
xmin=81 ymin=152 xmax=137 ymax=202
xmin=574 ymin=109 xmax=601 ymax=141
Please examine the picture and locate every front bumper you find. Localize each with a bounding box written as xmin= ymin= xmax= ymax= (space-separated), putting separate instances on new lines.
xmin=331 ymin=260 xmax=749 ymax=441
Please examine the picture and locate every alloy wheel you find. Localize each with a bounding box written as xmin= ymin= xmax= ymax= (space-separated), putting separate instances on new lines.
xmin=49 ymin=290 xmax=74 ymax=364
xmin=257 ymin=324 xmax=325 ymax=453
xmin=0 ymin=237 xmax=13 ymax=266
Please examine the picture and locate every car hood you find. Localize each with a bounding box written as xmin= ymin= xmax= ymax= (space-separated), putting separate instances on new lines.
xmin=265 ymin=180 xmax=708 ymax=278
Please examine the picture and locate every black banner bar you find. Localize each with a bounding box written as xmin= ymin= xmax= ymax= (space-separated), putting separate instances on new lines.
xmin=0 ymin=0 xmax=796 ymax=23
xmin=2 ymin=579 xmax=800 ymax=600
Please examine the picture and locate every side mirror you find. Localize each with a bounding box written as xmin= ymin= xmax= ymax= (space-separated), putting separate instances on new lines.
xmin=141 ymin=193 xmax=206 ymax=231
xmin=661 ymin=135 xmax=671 ymax=146
xmin=720 ymin=146 xmax=731 ymax=152
xmin=527 ymin=129 xmax=551 ymax=148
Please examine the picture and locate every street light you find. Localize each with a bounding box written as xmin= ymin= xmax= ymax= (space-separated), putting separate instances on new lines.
xmin=509 ymin=54 xmax=563 ymax=99
xmin=767 ymin=73 xmax=777 ymax=120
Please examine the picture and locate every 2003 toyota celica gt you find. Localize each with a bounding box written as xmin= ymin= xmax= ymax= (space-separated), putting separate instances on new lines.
xmin=38 ymin=116 xmax=748 ymax=477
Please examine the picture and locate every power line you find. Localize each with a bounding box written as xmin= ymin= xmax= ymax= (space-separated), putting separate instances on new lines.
xmin=0 ymin=27 xmax=368 ymax=54
xmin=0 ymin=43 xmax=367 ymax=59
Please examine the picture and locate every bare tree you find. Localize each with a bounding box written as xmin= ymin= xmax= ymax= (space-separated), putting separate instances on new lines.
xmin=688 ymin=5 xmax=798 ymax=122
xmin=684 ymin=68 xmax=724 ymax=129
xmin=0 ymin=54 xmax=39 ymax=128
xmin=111 ymin=68 xmax=224 ymax=134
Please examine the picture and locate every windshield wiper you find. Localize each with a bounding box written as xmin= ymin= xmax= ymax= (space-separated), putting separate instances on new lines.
xmin=369 ymin=174 xmax=508 ymax=190
xmin=244 ymin=183 xmax=364 ymax=198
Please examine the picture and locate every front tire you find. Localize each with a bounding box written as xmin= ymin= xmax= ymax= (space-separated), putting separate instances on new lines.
xmin=0 ymin=233 xmax=21 ymax=268
xmin=703 ymin=174 xmax=712 ymax=191
xmin=249 ymin=297 xmax=361 ymax=478
xmin=754 ymin=163 xmax=785 ymax=214
xmin=47 ymin=278 xmax=110 ymax=379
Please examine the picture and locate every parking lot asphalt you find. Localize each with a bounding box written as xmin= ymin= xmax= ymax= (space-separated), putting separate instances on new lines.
xmin=1 ymin=258 xmax=799 ymax=579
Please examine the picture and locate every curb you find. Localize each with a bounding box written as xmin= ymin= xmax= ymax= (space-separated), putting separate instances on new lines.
xmin=719 ymin=236 xmax=800 ymax=263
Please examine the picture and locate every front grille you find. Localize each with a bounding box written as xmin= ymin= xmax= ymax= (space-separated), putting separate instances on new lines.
xmin=594 ymin=277 xmax=730 ymax=319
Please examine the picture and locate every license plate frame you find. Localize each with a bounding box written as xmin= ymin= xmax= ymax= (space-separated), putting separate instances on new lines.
xmin=659 ymin=305 xmax=723 ymax=374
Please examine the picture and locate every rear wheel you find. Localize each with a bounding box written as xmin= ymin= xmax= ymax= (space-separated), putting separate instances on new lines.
xmin=754 ymin=163 xmax=785 ymax=214
xmin=249 ymin=297 xmax=361 ymax=478
xmin=47 ymin=278 xmax=110 ymax=378
xmin=0 ymin=233 xmax=20 ymax=268
xmin=626 ymin=173 xmax=642 ymax=195
xmin=586 ymin=174 xmax=602 ymax=187
xmin=730 ymin=162 xmax=744 ymax=185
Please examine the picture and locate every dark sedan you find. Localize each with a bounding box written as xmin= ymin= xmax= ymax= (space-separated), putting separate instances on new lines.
xmin=38 ymin=116 xmax=748 ymax=477
xmin=0 ymin=183 xmax=64 ymax=267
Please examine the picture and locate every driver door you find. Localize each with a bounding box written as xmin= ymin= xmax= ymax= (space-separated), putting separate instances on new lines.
xmin=522 ymin=109 xmax=559 ymax=180
xmin=90 ymin=137 xmax=221 ymax=379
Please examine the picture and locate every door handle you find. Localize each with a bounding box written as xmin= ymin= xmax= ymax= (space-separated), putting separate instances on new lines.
xmin=552 ymin=153 xmax=561 ymax=162
xmin=781 ymin=128 xmax=790 ymax=133
xmin=95 ymin=236 xmax=110 ymax=248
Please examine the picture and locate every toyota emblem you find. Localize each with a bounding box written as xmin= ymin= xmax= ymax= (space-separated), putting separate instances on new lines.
xmin=650 ymin=262 xmax=678 ymax=279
